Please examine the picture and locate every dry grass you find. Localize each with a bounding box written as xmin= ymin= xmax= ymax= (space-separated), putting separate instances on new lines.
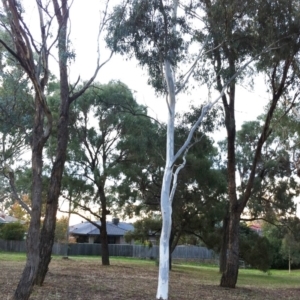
xmin=0 ymin=256 xmax=300 ymax=299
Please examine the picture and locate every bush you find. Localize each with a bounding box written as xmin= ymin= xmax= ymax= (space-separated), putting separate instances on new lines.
xmin=239 ymin=224 xmax=272 ymax=272
xmin=0 ymin=222 xmax=26 ymax=240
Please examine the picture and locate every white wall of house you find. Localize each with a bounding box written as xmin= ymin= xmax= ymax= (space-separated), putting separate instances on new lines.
xmin=88 ymin=236 xmax=95 ymax=244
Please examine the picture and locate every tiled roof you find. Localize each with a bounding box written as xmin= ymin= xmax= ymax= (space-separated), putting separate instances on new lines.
xmin=69 ymin=221 xmax=134 ymax=236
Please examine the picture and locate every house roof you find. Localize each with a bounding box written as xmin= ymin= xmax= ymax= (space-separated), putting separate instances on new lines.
xmin=69 ymin=221 xmax=134 ymax=237
xmin=0 ymin=213 xmax=19 ymax=224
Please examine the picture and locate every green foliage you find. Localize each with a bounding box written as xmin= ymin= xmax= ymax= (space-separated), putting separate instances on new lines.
xmin=63 ymin=80 xmax=157 ymax=224
xmin=263 ymin=218 xmax=300 ymax=269
xmin=255 ymin=0 xmax=300 ymax=71
xmin=125 ymin=217 xmax=161 ymax=245
xmin=54 ymin=217 xmax=68 ymax=243
xmin=280 ymin=233 xmax=300 ymax=265
xmin=220 ymin=116 xmax=300 ymax=222
xmin=106 ymin=0 xmax=191 ymax=93
xmin=0 ymin=222 xmax=26 ymax=241
xmin=117 ymin=106 xmax=228 ymax=251
xmin=263 ymin=222 xmax=288 ymax=269
xmin=239 ymin=224 xmax=272 ymax=272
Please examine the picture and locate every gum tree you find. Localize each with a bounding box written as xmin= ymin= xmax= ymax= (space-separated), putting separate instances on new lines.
xmin=106 ymin=1 xmax=260 ymax=298
xmin=0 ymin=1 xmax=114 ymax=299
xmin=195 ymin=0 xmax=300 ymax=287
xmin=64 ymin=81 xmax=153 ymax=265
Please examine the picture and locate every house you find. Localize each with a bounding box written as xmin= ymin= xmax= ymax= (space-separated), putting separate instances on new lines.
xmin=249 ymin=223 xmax=263 ymax=236
xmin=0 ymin=212 xmax=20 ymax=224
xmin=69 ymin=218 xmax=134 ymax=244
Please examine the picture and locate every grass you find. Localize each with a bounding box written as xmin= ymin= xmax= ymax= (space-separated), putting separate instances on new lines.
xmin=0 ymin=251 xmax=27 ymax=262
xmin=1 ymin=252 xmax=300 ymax=299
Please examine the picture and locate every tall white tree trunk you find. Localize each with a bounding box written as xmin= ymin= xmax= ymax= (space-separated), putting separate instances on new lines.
xmin=156 ymin=58 xmax=176 ymax=300
xmin=156 ymin=166 xmax=173 ymax=299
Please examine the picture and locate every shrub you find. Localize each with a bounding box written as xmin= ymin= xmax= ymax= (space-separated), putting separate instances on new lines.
xmin=0 ymin=222 xmax=26 ymax=240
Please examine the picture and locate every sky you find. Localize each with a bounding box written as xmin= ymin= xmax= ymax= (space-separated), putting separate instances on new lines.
xmin=24 ymin=0 xmax=269 ymax=126
xmin=66 ymin=0 xmax=269 ymax=128
xmin=22 ymin=1 xmax=294 ymax=225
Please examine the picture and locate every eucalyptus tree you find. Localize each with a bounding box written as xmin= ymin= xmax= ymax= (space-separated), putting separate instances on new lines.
xmin=106 ymin=1 xmax=258 ymax=298
xmin=194 ymin=0 xmax=300 ymax=288
xmin=217 ymin=116 xmax=300 ymax=272
xmin=264 ymin=216 xmax=300 ymax=270
xmin=0 ymin=1 xmax=114 ymax=299
xmin=65 ymin=81 xmax=155 ymax=265
xmin=118 ymin=116 xmax=228 ymax=270
xmin=234 ymin=118 xmax=299 ymax=221
xmin=0 ymin=67 xmax=33 ymax=214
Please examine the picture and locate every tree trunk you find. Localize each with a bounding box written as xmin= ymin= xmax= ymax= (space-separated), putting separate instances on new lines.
xmin=35 ymin=79 xmax=70 ymax=285
xmin=14 ymin=99 xmax=45 ymax=300
xmin=169 ymin=229 xmax=175 ymax=271
xmin=156 ymin=47 xmax=176 ymax=299
xmin=220 ymin=212 xmax=240 ymax=288
xmin=156 ymin=165 xmax=173 ymax=300
xmin=289 ymin=249 xmax=291 ymax=274
xmin=98 ymin=185 xmax=110 ymax=265
xmin=100 ymin=217 xmax=110 ymax=265
xmin=34 ymin=0 xmax=70 ymax=286
xmin=219 ymin=213 xmax=229 ymax=273
xmin=35 ymin=201 xmax=59 ymax=285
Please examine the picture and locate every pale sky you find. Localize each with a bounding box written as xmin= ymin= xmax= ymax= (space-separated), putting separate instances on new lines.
xmin=66 ymin=0 xmax=269 ymax=128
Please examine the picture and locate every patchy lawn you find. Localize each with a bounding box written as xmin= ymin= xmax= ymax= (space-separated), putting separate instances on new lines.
xmin=0 ymin=254 xmax=300 ymax=299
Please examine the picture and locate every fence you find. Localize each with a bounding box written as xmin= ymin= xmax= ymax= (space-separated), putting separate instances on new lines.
xmin=0 ymin=239 xmax=215 ymax=261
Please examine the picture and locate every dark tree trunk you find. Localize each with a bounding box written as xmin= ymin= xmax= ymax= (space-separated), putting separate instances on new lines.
xmin=203 ymin=0 xmax=294 ymax=290
xmin=99 ymin=186 xmax=110 ymax=265
xmin=3 ymin=0 xmax=101 ymax=298
xmin=35 ymin=203 xmax=58 ymax=285
xmin=220 ymin=212 xmax=240 ymax=288
xmin=14 ymin=98 xmax=45 ymax=300
xmin=219 ymin=213 xmax=229 ymax=273
xmin=100 ymin=217 xmax=110 ymax=265
xmin=35 ymin=93 xmax=70 ymax=285
xmin=35 ymin=0 xmax=70 ymax=285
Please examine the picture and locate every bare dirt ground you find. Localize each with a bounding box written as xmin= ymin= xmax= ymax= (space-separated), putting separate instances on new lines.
xmin=1 ymin=258 xmax=300 ymax=300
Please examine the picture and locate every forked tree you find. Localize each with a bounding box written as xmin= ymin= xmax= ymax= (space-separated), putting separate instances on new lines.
xmin=196 ymin=0 xmax=300 ymax=287
xmin=0 ymin=1 xmax=113 ymax=299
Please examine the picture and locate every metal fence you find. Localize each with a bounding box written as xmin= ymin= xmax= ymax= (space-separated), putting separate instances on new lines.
xmin=0 ymin=239 xmax=215 ymax=260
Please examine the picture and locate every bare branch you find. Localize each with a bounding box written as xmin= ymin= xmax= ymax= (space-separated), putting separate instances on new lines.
xmin=69 ymin=0 xmax=114 ymax=103
xmin=1 ymin=164 xmax=31 ymax=214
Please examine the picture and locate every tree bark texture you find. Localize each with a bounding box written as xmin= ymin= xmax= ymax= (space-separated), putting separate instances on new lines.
xmin=220 ymin=211 xmax=240 ymax=287
xmin=100 ymin=220 xmax=110 ymax=266
xmin=98 ymin=181 xmax=110 ymax=265
xmin=219 ymin=213 xmax=229 ymax=273
xmin=100 ymin=186 xmax=110 ymax=266
xmin=14 ymin=98 xmax=45 ymax=300
xmin=0 ymin=2 xmax=51 ymax=297
xmin=220 ymin=83 xmax=240 ymax=287
xmin=156 ymin=167 xmax=173 ymax=300
xmin=36 ymin=96 xmax=70 ymax=284
xmin=35 ymin=0 xmax=70 ymax=285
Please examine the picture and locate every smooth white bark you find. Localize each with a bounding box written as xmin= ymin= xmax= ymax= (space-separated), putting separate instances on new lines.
xmin=156 ymin=58 xmax=175 ymax=300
